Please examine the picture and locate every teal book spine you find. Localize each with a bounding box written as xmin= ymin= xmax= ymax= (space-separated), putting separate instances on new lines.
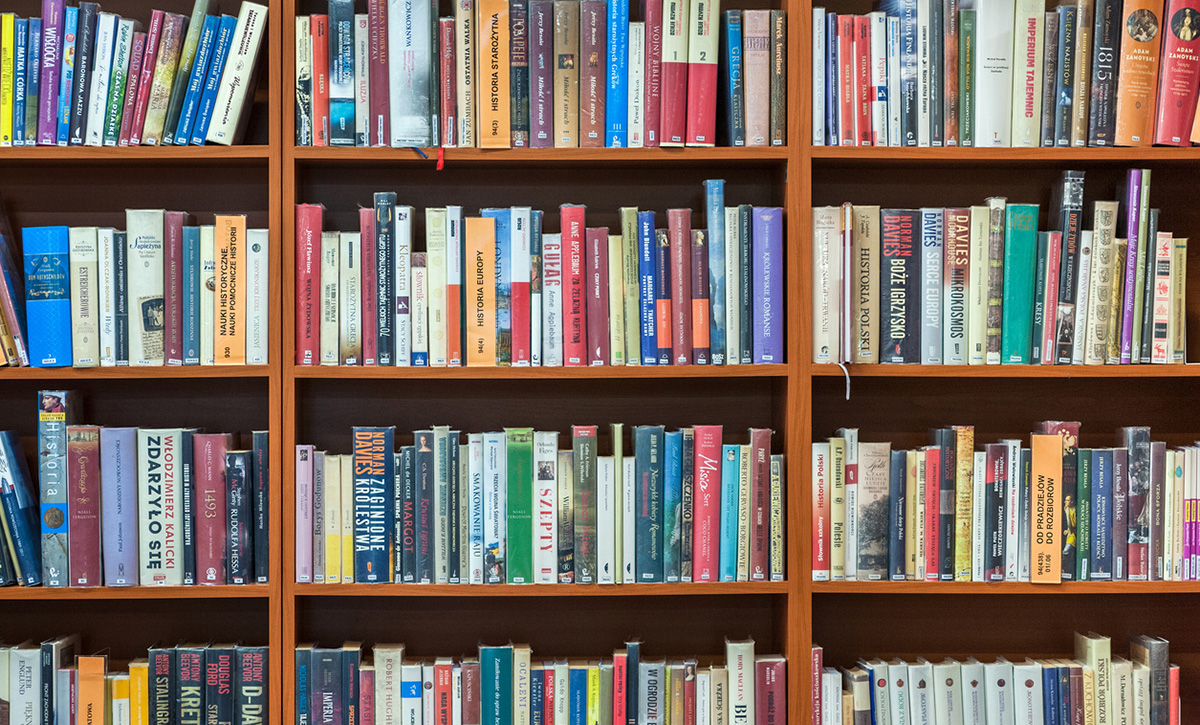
xmin=505 ymin=428 xmax=534 ymax=583
xmin=1000 ymin=203 xmax=1040 ymax=363
xmin=182 ymin=226 xmax=200 ymax=364
xmin=719 ymin=444 xmax=740 ymax=581
xmin=480 ymin=645 xmax=514 ymax=725
xmin=327 ymin=0 xmax=357 ymax=146
xmin=662 ymin=430 xmax=682 ymax=582
xmin=22 ymin=226 xmax=72 ymax=366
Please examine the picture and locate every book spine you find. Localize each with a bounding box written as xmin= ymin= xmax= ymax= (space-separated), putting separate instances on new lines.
xmin=251 ymin=430 xmax=269 ymax=583
xmin=684 ymin=0 xmax=717 ymax=146
xmin=511 ymin=0 xmax=531 ymax=147
xmin=552 ymin=0 xmax=580 ymax=147
xmin=579 ymin=0 xmax=605 ymax=147
xmin=668 ymin=211 xmax=692 ymax=365
xmin=660 ymin=0 xmax=690 ymax=146
xmin=606 ymin=0 xmax=629 ymax=146
xmin=138 ymin=428 xmax=183 ymax=585
xmin=655 ymin=229 xmax=672 ymax=364
xmin=691 ymin=230 xmax=709 ymax=364
xmin=182 ymin=228 xmax=200 ymax=364
xmin=530 ymin=1 xmax=554 ymax=147
xmin=68 ymin=227 xmax=99 ymax=367
xmin=475 ymin=0 xmax=511 ymax=147
xmin=103 ymin=19 xmax=135 ymax=147
xmin=584 ymin=228 xmax=610 ymax=365
xmin=644 ymin=0 xmax=663 ymax=146
xmin=353 ymin=427 xmax=395 ymax=582
xmin=367 ymin=0 xmax=389 ymax=146
xmin=172 ymin=15 xmax=218 ymax=146
xmin=355 ymin=15 xmax=371 ymax=146
xmin=99 ymin=427 xmax=137 ymax=585
xmin=164 ymin=212 xmax=185 ymax=366
xmin=1114 ymin=0 xmax=1165 ymax=145
xmin=921 ymin=209 xmax=944 ymax=363
xmin=1053 ymin=6 xmax=1077 ymax=146
xmin=65 ymin=427 xmax=100 ymax=586
xmin=725 ymin=11 xmax=745 ymax=146
xmin=1054 ymin=171 xmax=1085 ymax=363
xmin=24 ymin=226 xmax=73 ymax=366
xmin=194 ymin=433 xmax=230 ymax=585
xmin=1087 ymin=0 xmax=1121 ymax=144
xmin=751 ymin=208 xmax=784 ymax=363
xmin=457 ymin=0 xmax=475 ymax=146
xmin=205 ymin=2 xmax=267 ymax=145
xmin=511 ymin=209 xmax=532 ymax=365
xmin=1070 ymin=0 xmax=1095 ymax=146
xmin=141 ymin=13 xmax=186 ymax=146
xmin=67 ymin=4 xmax=97 ymax=146
xmin=637 ymin=212 xmax=658 ymax=365
xmin=635 ymin=426 xmax=665 ymax=582
xmin=769 ymin=10 xmax=787 ymax=146
xmin=36 ymin=0 xmax=64 ymax=144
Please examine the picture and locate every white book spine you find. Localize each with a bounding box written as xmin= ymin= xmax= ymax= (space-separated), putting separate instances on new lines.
xmin=983 ymin=660 xmax=1015 ymax=725
xmin=483 ymin=431 xmax=506 ymax=584
xmin=916 ymin=0 xmax=931 ymax=146
xmin=387 ymin=0 xmax=433 ymax=146
xmin=200 ymin=226 xmax=216 ymax=364
xmin=889 ymin=662 xmax=911 ymax=725
xmin=456 ymin=0 xmax=475 ymax=146
xmin=553 ymin=662 xmax=569 ymax=725
xmin=1071 ymin=230 xmax=1094 ymax=364
xmin=312 ymin=451 xmax=325 ymax=582
xmin=724 ymin=207 xmax=741 ymax=364
xmin=845 ymin=473 xmax=858 ymax=581
xmin=320 ymin=233 xmax=340 ymax=364
xmin=295 ymin=446 xmax=314 ymax=582
xmin=962 ymin=660 xmax=986 ymax=725
xmin=126 ymin=209 xmax=166 ymax=366
xmin=355 ymin=15 xmax=370 ymax=146
xmin=1004 ymin=440 xmax=1021 ymax=581
xmin=69 ymin=226 xmax=100 ymax=367
xmin=10 ymin=649 xmax=40 ymax=725
xmin=86 ymin=13 xmax=117 ymax=146
xmin=339 ymin=232 xmax=361 ymax=365
xmin=910 ymin=661 xmax=935 ymax=725
xmin=972 ymin=451 xmax=986 ymax=581
xmin=446 ymin=206 xmax=464 ymax=366
xmin=395 ymin=206 xmax=413 ymax=365
xmin=542 ymin=233 xmax=563 ymax=366
xmin=375 ymin=646 xmax=405 ymax=725
xmin=512 ymin=208 xmax=533 ymax=365
xmin=426 ymin=209 xmax=448 ymax=366
xmin=411 ymin=261 xmax=427 ymax=364
xmin=812 ymin=7 xmax=826 ymax=145
xmin=207 ymin=3 xmax=269 ymax=145
xmin=534 ymin=431 xmax=558 ymax=583
xmin=1009 ymin=0 xmax=1044 ymax=146
xmin=468 ymin=433 xmax=485 ymax=584
xmin=400 ymin=664 xmax=423 ymax=725
xmin=725 ymin=640 xmax=754 ymax=725
xmin=869 ymin=12 xmax=888 ymax=147
xmin=973 ymin=0 xmax=1016 ymax=146
xmin=811 ymin=206 xmax=840 ymax=362
xmin=138 ymin=428 xmax=183 ymax=585
xmin=629 ymin=23 xmax=646 ymax=148
xmin=886 ymin=17 xmax=902 ymax=147
xmin=968 ymin=207 xmax=988 ymax=364
xmin=99 ymin=228 xmax=117 ymax=366
xmin=421 ymin=664 xmax=436 ymax=725
xmin=697 ymin=671 xmax=710 ymax=725
xmin=597 ymin=456 xmax=616 ymax=583
xmin=1012 ymin=661 xmax=1044 ymax=725
xmin=452 ymin=666 xmax=462 ymax=725
xmin=622 ymin=456 xmax=636 ymax=583
xmin=246 ymin=228 xmax=269 ymax=364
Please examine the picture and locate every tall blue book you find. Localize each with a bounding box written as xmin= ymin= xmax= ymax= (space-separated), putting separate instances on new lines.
xmin=605 ymin=0 xmax=629 ymax=146
xmin=22 ymin=226 xmax=72 ymax=366
xmin=190 ymin=15 xmax=237 ymax=146
xmin=569 ymin=664 xmax=587 ymax=725
xmin=718 ymin=443 xmax=740 ymax=581
xmin=721 ymin=12 xmax=745 ymax=147
xmin=328 ymin=0 xmax=356 ymax=146
xmin=0 ymin=430 xmax=42 ymax=586
xmin=481 ymin=208 xmax=513 ymax=364
xmin=174 ymin=14 xmax=221 ymax=145
xmin=634 ymin=425 xmax=665 ymax=582
xmin=182 ymin=226 xmax=201 ymax=364
xmin=636 ymin=211 xmax=657 ymax=365
xmin=480 ymin=645 xmax=514 ymax=725
xmin=663 ymin=430 xmax=682 ymax=581
xmin=704 ymin=180 xmax=726 ymax=363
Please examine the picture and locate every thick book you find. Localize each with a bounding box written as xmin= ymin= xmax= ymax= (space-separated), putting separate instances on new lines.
xmin=880 ymin=209 xmax=920 ymax=363
xmin=477 ymin=0 xmax=512 ymax=147
xmin=126 ymin=209 xmax=166 ymax=366
xmin=684 ymin=0 xmax=718 ymax=145
xmin=352 ymin=435 xmax=394 ymax=580
xmin=1114 ymin=0 xmax=1165 ymax=145
xmin=1088 ymin=0 xmax=1122 ymax=143
xmin=138 ymin=429 xmax=184 ymax=585
xmin=660 ymin=0 xmax=690 ymax=145
xmin=511 ymin=0 xmax=531 ymax=147
xmin=1153 ymin=0 xmax=1200 ymax=144
xmin=1001 ymin=204 xmax=1039 ymax=363
xmin=23 ymin=226 xmax=72 ymax=367
xmin=66 ymin=426 xmax=101 ymax=586
xmin=505 ymin=428 xmax=535 ymax=583
xmin=1052 ymin=171 xmax=1086 ymax=363
xmin=99 ymin=427 xmax=137 ymax=585
xmin=194 ymin=432 xmax=232 ymax=585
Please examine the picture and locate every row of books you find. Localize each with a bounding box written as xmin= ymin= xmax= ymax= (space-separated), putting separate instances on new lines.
xmin=0 ymin=0 xmax=267 ymax=148
xmin=294 ymin=183 xmax=785 ymax=368
xmin=294 ymin=425 xmax=784 ymax=585
xmin=14 ymin=389 xmax=271 ymax=588
xmin=2 ymin=637 xmax=268 ymax=725
xmin=5 ymin=210 xmax=270 ymax=368
xmin=811 ymin=423 xmax=1198 ymax=584
xmin=811 ymin=169 xmax=1188 ymax=366
xmin=294 ymin=640 xmax=784 ymax=725
xmin=812 ymin=0 xmax=1200 ymax=148
xmin=811 ymin=634 xmax=1176 ymax=725
xmin=295 ymin=0 xmax=786 ymax=149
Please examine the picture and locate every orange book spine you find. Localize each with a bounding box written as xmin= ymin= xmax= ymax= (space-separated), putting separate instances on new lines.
xmin=1114 ymin=0 xmax=1165 ymax=145
xmin=466 ymin=217 xmax=497 ymax=365
xmin=216 ymin=214 xmax=247 ymax=364
xmin=77 ymin=655 xmax=108 ymax=725
xmin=477 ymin=0 xmax=512 ymax=147
xmin=1031 ymin=433 xmax=1063 ymax=583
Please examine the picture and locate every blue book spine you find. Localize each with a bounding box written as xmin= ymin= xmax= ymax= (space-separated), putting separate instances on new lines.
xmin=605 ymin=0 xmax=629 ymax=147
xmin=1090 ymin=448 xmax=1113 ymax=580
xmin=99 ymin=427 xmax=138 ymax=585
xmin=294 ymin=648 xmax=311 ymax=725
xmin=722 ymin=12 xmax=744 ymax=147
xmin=530 ymin=666 xmax=544 ymax=725
xmin=825 ymin=14 xmax=838 ymax=145
xmin=22 ymin=226 xmax=72 ymax=366
xmin=56 ymin=8 xmax=78 ymax=146
xmin=480 ymin=646 xmax=514 ymax=725
xmin=654 ymin=227 xmax=671 ymax=365
xmin=637 ymin=211 xmax=657 ymax=365
xmin=888 ymin=449 xmax=907 ymax=580
xmin=191 ymin=15 xmax=237 ymax=146
xmin=1056 ymin=667 xmax=1070 ymax=725
xmin=718 ymin=444 xmax=739 ymax=581
xmin=482 ymin=208 xmax=513 ymax=364
xmin=173 ymin=15 xmax=219 ymax=146
xmin=14 ymin=19 xmax=28 ymax=145
xmin=569 ymin=666 xmax=587 ymax=725
xmin=328 ymin=0 xmax=357 ymax=147
xmin=341 ymin=646 xmax=360 ymax=725
xmin=182 ymin=227 xmax=200 ymax=364
xmin=663 ymin=429 xmax=682 ymax=581
xmin=624 ymin=641 xmax=639 ymax=725
xmin=353 ymin=426 xmax=395 ymax=582
xmin=0 ymin=430 xmax=42 ymax=585
xmin=634 ymin=425 xmax=665 ymax=582
xmin=1042 ymin=664 xmax=1059 ymax=725
xmin=704 ymin=180 xmax=726 ymax=365
xmin=26 ymin=19 xmax=40 ymax=147
xmin=751 ymin=207 xmax=784 ymax=363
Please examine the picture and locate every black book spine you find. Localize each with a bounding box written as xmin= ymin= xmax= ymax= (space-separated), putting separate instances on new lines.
xmin=1054 ymin=170 xmax=1085 ymax=363
xmin=738 ymin=204 xmax=753 ymax=363
xmin=1087 ymin=0 xmax=1121 ymax=145
xmin=680 ymin=428 xmax=694 ymax=583
xmin=205 ymin=646 xmax=236 ymax=725
xmin=69 ymin=3 xmax=99 ymax=145
xmin=0 ymin=510 xmax=15 ymax=585
xmin=1030 ymin=232 xmax=1050 ymax=364
xmin=447 ymin=430 xmax=461 ymax=583
xmin=625 ymin=641 xmax=639 ymax=725
xmin=252 ymin=431 xmax=270 ymax=584
xmin=225 ymin=450 xmax=252 ymax=584
xmin=1053 ymin=6 xmax=1077 ymax=146
xmin=181 ymin=429 xmax=196 ymax=585
xmin=236 ymin=646 xmax=268 ymax=725
xmin=176 ymin=647 xmax=205 ymax=725
xmin=416 ymin=433 xmax=434 ymax=583
xmin=888 ymin=449 xmax=907 ymax=580
xmin=937 ymin=428 xmax=956 ymax=581
xmin=400 ymin=446 xmax=416 ymax=583
xmin=150 ymin=646 xmax=177 ymax=725
xmin=39 ymin=642 xmax=53 ymax=725
xmin=341 ymin=648 xmax=359 ymax=725
xmin=114 ymin=231 xmax=129 ymax=364
xmin=881 ymin=209 xmax=922 ymax=363
xmin=1040 ymin=12 xmax=1060 ymax=147
xmin=375 ymin=194 xmax=395 ymax=365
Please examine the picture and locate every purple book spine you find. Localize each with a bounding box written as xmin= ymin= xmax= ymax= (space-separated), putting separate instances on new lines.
xmin=295 ymin=444 xmax=315 ymax=583
xmin=529 ymin=0 xmax=554 ymax=148
xmin=1119 ymin=169 xmax=1142 ymax=364
xmin=751 ymin=206 xmax=783 ymax=363
xmin=99 ymin=427 xmax=138 ymax=586
xmin=37 ymin=0 xmax=65 ymax=144
xmin=1111 ymin=447 xmax=1128 ymax=580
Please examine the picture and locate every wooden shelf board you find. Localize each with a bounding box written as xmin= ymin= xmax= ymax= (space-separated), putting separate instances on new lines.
xmin=295 ymin=582 xmax=789 ymax=597
xmin=810 ymin=146 xmax=1200 ymax=162
xmin=0 ymin=365 xmax=272 ymax=380
xmin=292 ymin=364 xmax=788 ymax=380
xmin=292 ymin=146 xmax=791 ymax=164
xmin=0 ymin=584 xmax=272 ymax=600
xmin=810 ymin=363 xmax=1200 ymax=378
xmin=0 ymin=145 xmax=273 ymax=162
xmin=812 ymin=581 xmax=1200 ymax=594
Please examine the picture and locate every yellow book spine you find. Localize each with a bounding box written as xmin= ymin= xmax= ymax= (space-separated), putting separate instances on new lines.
xmin=586 ymin=663 xmax=600 ymax=725
xmin=324 ymin=454 xmax=341 ymax=583
xmin=466 ymin=217 xmax=497 ymax=365
xmin=215 ymin=215 xmax=247 ymax=364
xmin=476 ymin=0 xmax=511 ymax=147
xmin=953 ymin=425 xmax=975 ymax=581
xmin=0 ymin=14 xmax=13 ymax=146
xmin=128 ymin=661 xmax=149 ymax=725
xmin=905 ymin=449 xmax=919 ymax=579
xmin=341 ymin=453 xmax=354 ymax=581
xmin=1031 ymin=433 xmax=1062 ymax=583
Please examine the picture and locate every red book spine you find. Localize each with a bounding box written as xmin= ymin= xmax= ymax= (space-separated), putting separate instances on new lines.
xmin=923 ymin=447 xmax=941 ymax=580
xmin=462 ymin=662 xmax=481 ymax=725
xmin=855 ymin=16 xmax=872 ymax=146
xmin=67 ymin=426 xmax=101 ymax=587
xmin=510 ymin=216 xmax=531 ymax=367
xmin=811 ymin=647 xmax=823 ymax=725
xmin=837 ymin=14 xmax=856 ymax=146
xmin=541 ymin=668 xmax=553 ymax=725
xmin=435 ymin=662 xmax=453 ymax=725
xmin=668 ymin=209 xmax=692 ymax=365
xmin=368 ymin=0 xmax=390 ymax=146
xmin=1154 ymin=0 xmax=1200 ymax=145
xmin=685 ymin=20 xmax=718 ymax=145
xmin=612 ymin=654 xmax=626 ymax=725
xmin=359 ymin=668 xmax=375 ymax=725
xmin=440 ymin=18 xmax=457 ymax=146
xmin=360 ymin=208 xmax=379 ymax=366
xmin=1041 ymin=231 xmax=1062 ymax=365
xmin=644 ymin=0 xmax=664 ymax=147
xmin=683 ymin=661 xmax=696 ymax=725
xmin=585 ymin=227 xmax=610 ymax=365
xmin=660 ymin=63 xmax=688 ymax=146
xmin=749 ymin=427 xmax=771 ymax=580
xmin=295 ymin=204 xmax=323 ymax=365
xmin=755 ymin=658 xmax=786 ymax=725
xmin=131 ymin=10 xmax=164 ymax=146
xmin=194 ymin=433 xmax=231 ymax=584
xmin=164 ymin=211 xmax=186 ymax=365
xmin=690 ymin=230 xmax=709 ymax=364
xmin=312 ymin=15 xmax=331 ymax=146
xmin=118 ymin=32 xmax=147 ymax=146
xmin=562 ymin=205 xmax=588 ymax=366
xmin=692 ymin=425 xmax=722 ymax=580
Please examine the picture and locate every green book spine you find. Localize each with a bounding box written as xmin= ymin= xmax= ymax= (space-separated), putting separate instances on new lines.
xmin=162 ymin=0 xmax=214 ymax=144
xmin=959 ymin=10 xmax=975 ymax=146
xmin=480 ymin=645 xmax=514 ymax=725
xmin=505 ymin=428 xmax=535 ymax=583
xmin=1076 ymin=448 xmax=1091 ymax=581
xmin=1001 ymin=204 xmax=1041 ymax=363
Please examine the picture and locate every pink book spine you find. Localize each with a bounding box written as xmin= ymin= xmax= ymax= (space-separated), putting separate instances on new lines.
xmin=368 ymin=0 xmax=390 ymax=146
xmin=164 ymin=211 xmax=186 ymax=365
xmin=360 ymin=667 xmax=376 ymax=725
xmin=562 ymin=205 xmax=587 ymax=366
xmin=644 ymin=0 xmax=663 ymax=147
xmin=295 ymin=445 xmax=315 ymax=583
xmin=360 ymin=207 xmax=379 ymax=366
xmin=67 ymin=426 xmax=102 ymax=587
xmin=749 ymin=427 xmax=771 ymax=580
xmin=742 ymin=10 xmax=771 ymax=146
xmin=668 ymin=209 xmax=692 ymax=364
xmin=1041 ymin=231 xmax=1062 ymax=365
xmin=194 ymin=433 xmax=232 ymax=584
xmin=118 ymin=32 xmax=148 ymax=146
xmin=924 ymin=447 xmax=941 ymax=580
xmin=692 ymin=424 xmax=723 ymax=581
xmin=130 ymin=10 xmax=165 ymax=146
xmin=585 ymin=227 xmax=609 ymax=365
xmin=295 ymin=204 xmax=323 ymax=365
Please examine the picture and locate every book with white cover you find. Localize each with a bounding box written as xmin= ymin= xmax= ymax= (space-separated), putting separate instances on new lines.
xmin=387 ymin=0 xmax=433 ymax=146
xmin=983 ymin=658 xmax=1015 ymax=725
xmin=933 ymin=659 xmax=964 ymax=725
xmin=246 ymin=228 xmax=269 ymax=364
xmin=623 ymin=455 xmax=635 ymax=583
xmin=99 ymin=228 xmax=117 ymax=365
xmin=1011 ymin=659 xmax=1044 ymax=725
xmin=1009 ymin=0 xmax=1044 ymax=146
xmin=628 ymin=23 xmax=646 ymax=148
xmin=138 ymin=428 xmax=183 ymax=585
xmin=973 ymin=0 xmax=1016 ymax=146
xmin=910 ymin=659 xmax=935 ymax=725
xmin=541 ymin=233 xmax=563 ymax=366
xmin=1070 ymin=230 xmax=1093 ymax=364
xmin=69 ymin=227 xmax=100 ymax=367
xmin=533 ymin=431 xmax=558 ymax=583
xmin=468 ymin=434 xmax=485 ymax=584
xmin=126 ymin=210 xmax=166 ymax=366
xmin=207 ymin=2 xmax=268 ymax=145
xmin=320 ymin=232 xmax=340 ymax=364
xmin=811 ymin=205 xmax=841 ymax=362
xmin=355 ymin=15 xmax=370 ymax=146
xmin=961 ymin=658 xmax=986 ymax=725
xmin=9 ymin=643 xmax=40 ymax=725
xmin=86 ymin=13 xmax=118 ymax=146
xmin=812 ymin=7 xmax=826 ymax=145
xmin=395 ymin=206 xmax=413 ymax=365
xmin=870 ymin=12 xmax=888 ymax=146
xmin=916 ymin=0 xmax=931 ymax=146
xmin=597 ymin=455 xmax=616 ymax=583
xmin=888 ymin=660 xmax=911 ymax=725
xmin=200 ymin=226 xmax=216 ymax=364
xmin=724 ymin=208 xmax=741 ymax=364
